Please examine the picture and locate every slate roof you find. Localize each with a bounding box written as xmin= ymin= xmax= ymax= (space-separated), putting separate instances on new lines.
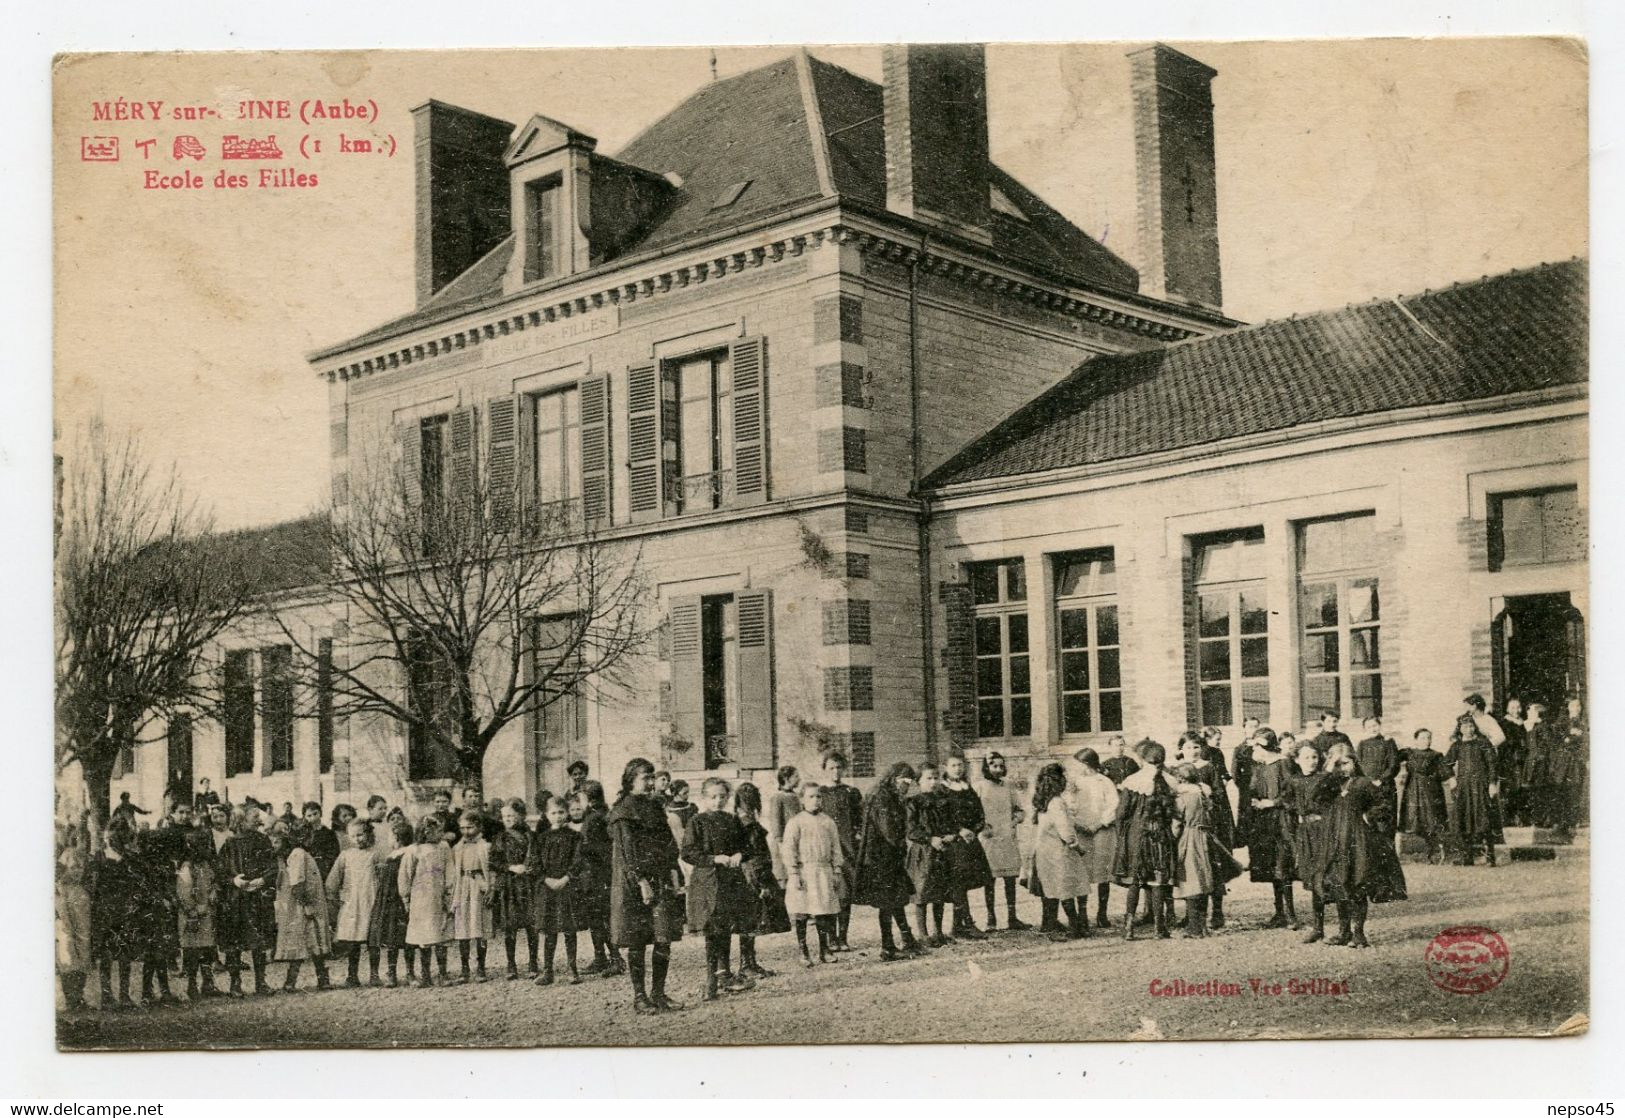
xmin=314 ymin=51 xmax=1141 ymax=360
xmin=198 ymin=513 xmax=331 ymax=595
xmin=925 ymin=259 xmax=1587 ymax=488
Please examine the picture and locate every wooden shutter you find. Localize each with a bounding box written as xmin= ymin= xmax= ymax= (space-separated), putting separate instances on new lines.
xmin=579 ymin=373 xmax=612 ymax=525
xmin=669 ymin=596 xmax=704 ymax=752
xmin=659 ymin=363 xmax=681 ymax=517
xmin=730 ymin=336 xmax=768 ymax=506
xmin=941 ymin=582 xmax=978 ymax=747
xmin=736 ymin=589 xmax=776 ymax=769
xmin=396 ymin=420 xmax=423 ymax=513
xmin=487 ymin=395 xmax=519 ymax=529
xmin=449 ymin=405 xmax=478 ymax=516
xmin=515 ymin=393 xmax=536 ymax=528
xmin=627 ymin=364 xmax=661 ymax=522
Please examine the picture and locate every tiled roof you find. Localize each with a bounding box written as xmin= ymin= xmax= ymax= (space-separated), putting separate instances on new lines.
xmin=925 ymin=259 xmax=1587 ymax=488
xmin=315 ymin=51 xmax=1137 ymax=359
xmin=200 ymin=513 xmax=331 ymax=595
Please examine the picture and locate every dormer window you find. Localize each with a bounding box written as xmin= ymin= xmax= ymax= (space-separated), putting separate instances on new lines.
xmin=525 ymin=175 xmax=563 ymax=282
xmin=990 ymin=184 xmax=1030 ymax=223
xmin=710 ymin=180 xmax=752 ymax=212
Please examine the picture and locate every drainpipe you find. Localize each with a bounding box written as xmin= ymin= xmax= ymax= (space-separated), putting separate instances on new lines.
xmin=909 ymin=234 xmax=938 ymax=764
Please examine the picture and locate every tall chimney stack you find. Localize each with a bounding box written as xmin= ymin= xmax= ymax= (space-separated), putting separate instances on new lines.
xmin=412 ymin=101 xmax=515 ymax=307
xmin=1129 ymin=44 xmax=1222 ymax=311
xmin=883 ymin=44 xmax=992 ymax=244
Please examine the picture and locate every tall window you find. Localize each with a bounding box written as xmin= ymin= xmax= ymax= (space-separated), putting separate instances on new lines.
xmin=406 ymin=632 xmax=461 ymax=781
xmin=529 ymin=614 xmax=588 ymax=782
xmin=316 ymin=638 xmax=334 ymax=774
xmin=970 ymin=558 xmax=1030 ymax=739
xmin=1055 ymin=550 xmax=1123 ymax=735
xmin=701 ymin=595 xmax=741 ymax=767
xmin=533 ymin=386 xmax=582 ymax=512
xmin=420 ymin=413 xmax=450 ymax=506
xmin=261 ymin=645 xmax=295 ymax=773
xmin=524 ymin=177 xmax=562 ymax=282
xmin=1193 ymin=529 xmax=1270 ymax=726
xmin=223 ymin=649 xmax=256 ymax=777
xmin=674 ymin=351 xmax=733 ymax=512
xmin=1298 ymin=513 xmax=1382 ymax=723
xmin=1490 ymin=486 xmax=1583 ymax=569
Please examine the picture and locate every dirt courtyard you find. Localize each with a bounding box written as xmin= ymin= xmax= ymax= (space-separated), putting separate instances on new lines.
xmin=59 ymin=845 xmax=1587 ymax=1049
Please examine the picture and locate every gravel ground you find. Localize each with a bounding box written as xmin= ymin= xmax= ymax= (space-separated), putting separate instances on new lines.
xmin=59 ymin=845 xmax=1587 ymax=1049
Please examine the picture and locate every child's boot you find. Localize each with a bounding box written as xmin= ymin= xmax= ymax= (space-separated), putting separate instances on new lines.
xmin=186 ymin=962 xmax=199 ymax=1001
xmin=1210 ymin=889 xmax=1226 ymax=930
xmin=1304 ymin=898 xmax=1326 ymax=944
xmin=1349 ymin=899 xmax=1371 ymax=948
xmin=1183 ymin=897 xmax=1207 ymax=939
xmin=282 ymin=961 xmax=301 ymax=993
xmin=314 ymin=960 xmax=331 ymax=991
xmin=200 ymin=961 xmax=219 ymax=997
xmin=1283 ymin=887 xmax=1301 ymax=931
xmin=367 ymin=950 xmax=381 ymax=988
xmin=1153 ymin=890 xmax=1171 ymax=939
xmin=252 ymin=955 xmax=273 ymax=997
xmin=345 ymin=951 xmax=361 ymax=988
xmin=1326 ymin=902 xmax=1352 ymax=947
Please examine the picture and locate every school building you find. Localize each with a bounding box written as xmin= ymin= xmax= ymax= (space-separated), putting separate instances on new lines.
xmin=105 ymin=44 xmax=1588 ymax=813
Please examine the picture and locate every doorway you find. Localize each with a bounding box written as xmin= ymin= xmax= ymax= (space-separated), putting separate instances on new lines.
xmin=1494 ymin=593 xmax=1586 ymax=713
xmin=166 ymin=714 xmax=194 ymax=807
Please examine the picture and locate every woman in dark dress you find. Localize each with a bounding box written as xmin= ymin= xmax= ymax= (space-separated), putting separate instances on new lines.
xmin=1322 ymin=748 xmax=1408 ymax=946
xmin=853 ymin=762 xmax=920 ymax=960
xmin=941 ymin=751 xmax=992 ymax=940
xmin=1551 ymin=699 xmax=1588 ymax=838
xmin=1113 ymin=740 xmax=1179 ymax=940
xmin=1447 ymin=714 xmax=1500 ymax=866
xmin=607 ymin=757 xmax=685 ymax=1015
xmin=216 ymin=807 xmax=278 ymax=996
xmin=1288 ymin=743 xmax=1346 ymax=944
xmin=1244 ymin=728 xmax=1300 ymax=929
xmin=732 ymin=781 xmax=787 ymax=978
xmin=1397 ymin=729 xmax=1450 ymax=863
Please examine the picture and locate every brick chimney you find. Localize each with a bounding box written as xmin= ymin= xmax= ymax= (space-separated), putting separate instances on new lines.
xmin=883 ymin=44 xmax=992 ymax=244
xmin=1129 ymin=44 xmax=1222 ymax=311
xmin=412 ymin=100 xmax=516 ymax=307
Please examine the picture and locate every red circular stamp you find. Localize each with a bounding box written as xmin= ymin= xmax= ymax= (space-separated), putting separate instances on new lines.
xmin=1424 ymin=925 xmax=1510 ymax=995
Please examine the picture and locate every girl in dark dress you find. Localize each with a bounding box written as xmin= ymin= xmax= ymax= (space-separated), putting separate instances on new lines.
xmin=853 ymin=762 xmax=921 ymax=960
xmin=488 ymin=799 xmax=537 ymax=979
xmin=1113 ymin=740 xmax=1180 ymax=940
xmin=367 ymin=817 xmax=413 ymax=986
xmin=1322 ymin=747 xmax=1408 ymax=947
xmin=1398 ymin=729 xmax=1449 ymax=862
xmin=90 ymin=815 xmax=145 ymax=1010
xmin=941 ymin=751 xmax=992 ymax=940
xmin=1551 ymin=699 xmax=1588 ymax=838
xmin=571 ymin=781 xmax=623 ymax=977
xmin=681 ymin=777 xmax=754 ymax=1001
xmin=1288 ymin=743 xmax=1345 ymax=944
xmin=607 ymin=757 xmax=685 ymax=1015
xmin=732 ymin=781 xmax=786 ymax=978
xmin=529 ymin=795 xmax=585 ymax=985
xmin=217 ymin=808 xmax=278 ymax=996
xmin=1198 ymin=728 xmax=1238 ymax=852
xmin=905 ymin=764 xmax=958 ymax=947
xmin=1245 ymin=728 xmax=1301 ymax=929
xmin=1447 ymin=714 xmax=1500 ymax=866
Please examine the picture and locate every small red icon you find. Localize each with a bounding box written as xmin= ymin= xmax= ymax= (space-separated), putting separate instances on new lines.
xmin=80 ymin=136 xmax=119 ymax=162
xmin=221 ymin=134 xmax=283 ymax=160
xmin=173 ymin=135 xmax=206 ymax=161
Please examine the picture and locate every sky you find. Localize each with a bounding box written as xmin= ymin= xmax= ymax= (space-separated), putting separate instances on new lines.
xmin=53 ymin=39 xmax=1587 ymax=530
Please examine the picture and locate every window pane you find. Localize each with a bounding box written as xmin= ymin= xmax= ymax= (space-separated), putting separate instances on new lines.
xmin=970 ymin=564 xmax=1000 ymax=605
xmin=978 ymin=700 xmax=1004 ymax=738
xmin=1541 ymin=488 xmax=1583 ymax=562
xmin=1200 ymin=684 xmax=1233 ymax=728
xmin=1097 ymin=647 xmax=1121 ymax=690
xmin=1299 ymin=519 xmax=1341 ymax=574
xmin=1055 ymin=552 xmax=1115 ymax=597
xmin=1199 ymin=592 xmax=1230 ymax=638
xmin=537 ymin=428 xmax=564 ymax=504
xmin=1005 ymin=560 xmax=1027 ymax=602
xmin=1199 ymin=640 xmax=1231 ymax=682
xmin=1062 ymin=651 xmax=1090 ymax=692
xmin=1059 ymin=608 xmax=1088 ymax=649
xmin=1096 ymin=604 xmax=1119 ymax=647
xmin=1301 ymin=582 xmax=1339 ymax=629
xmin=1348 ymin=578 xmax=1380 ymax=623
xmin=1303 ymin=676 xmax=1340 ymax=723
xmin=1240 ymin=680 xmax=1271 ymax=723
xmin=1498 ymin=494 xmax=1541 ymax=565
xmin=1302 ymin=632 xmax=1340 ymax=674
xmin=1239 ymin=586 xmax=1269 ymax=634
xmin=1351 ymin=673 xmax=1383 ymax=720
xmin=1098 ymin=691 xmax=1123 ymax=732
xmin=1063 ymin=693 xmax=1091 ymax=734
xmin=1195 ymin=530 xmax=1265 ymax=583
xmin=1241 ymin=636 xmax=1270 ymax=678
xmin=1008 ymin=655 xmax=1030 ymax=697
xmin=1349 ymin=628 xmax=1380 ymax=669
xmin=1006 ymin=613 xmax=1029 ymax=655
xmin=1339 ymin=515 xmax=1378 ymax=567
xmin=976 ymin=657 xmax=1003 ymax=698
xmin=1010 ymin=698 xmax=1032 ymax=737
xmin=974 ymin=616 xmax=1002 ymax=654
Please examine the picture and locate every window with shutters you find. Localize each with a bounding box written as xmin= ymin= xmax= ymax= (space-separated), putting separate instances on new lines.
xmin=1489 ymin=486 xmax=1583 ymax=570
xmin=672 ymin=350 xmax=733 ymax=513
xmin=1191 ymin=529 xmax=1270 ymax=727
xmin=528 ymin=614 xmax=588 ymax=781
xmin=524 ymin=176 xmax=563 ymax=283
xmin=531 ymin=386 xmax=582 ymax=516
xmin=701 ymin=596 xmax=741 ymax=768
xmin=317 ymin=638 xmax=334 ymax=774
xmin=670 ymin=589 xmax=774 ymax=770
xmin=969 ymin=558 xmax=1030 ymax=739
xmin=223 ymin=649 xmax=256 ymax=778
xmin=406 ymin=631 xmax=462 ymax=781
xmin=261 ymin=645 xmax=295 ymax=773
xmin=420 ymin=413 xmax=450 ymax=507
xmin=1298 ymin=513 xmax=1382 ymax=723
xmin=1054 ymin=550 xmax=1123 ymax=735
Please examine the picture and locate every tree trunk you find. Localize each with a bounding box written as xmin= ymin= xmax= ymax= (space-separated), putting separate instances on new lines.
xmin=83 ymin=754 xmax=114 ymax=834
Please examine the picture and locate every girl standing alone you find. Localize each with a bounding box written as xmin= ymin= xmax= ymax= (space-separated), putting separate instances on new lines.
xmin=608 ymin=757 xmax=686 ymax=1014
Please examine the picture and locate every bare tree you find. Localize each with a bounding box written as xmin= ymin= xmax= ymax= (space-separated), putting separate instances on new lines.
xmin=279 ymin=448 xmax=651 ymax=784
xmin=55 ymin=419 xmax=256 ymax=828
